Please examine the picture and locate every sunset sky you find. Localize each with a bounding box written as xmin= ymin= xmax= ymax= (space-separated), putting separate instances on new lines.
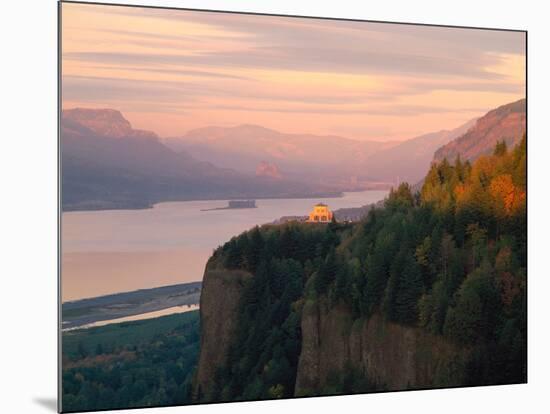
xmin=61 ymin=2 xmax=525 ymax=141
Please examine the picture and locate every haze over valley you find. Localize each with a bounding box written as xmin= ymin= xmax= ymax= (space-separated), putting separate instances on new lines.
xmin=62 ymin=99 xmax=525 ymax=212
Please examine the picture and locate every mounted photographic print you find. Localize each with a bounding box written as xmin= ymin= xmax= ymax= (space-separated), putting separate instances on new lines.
xmin=59 ymin=1 xmax=527 ymax=412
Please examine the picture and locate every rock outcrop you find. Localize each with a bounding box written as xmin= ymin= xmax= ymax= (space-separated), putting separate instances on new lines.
xmin=434 ymin=99 xmax=525 ymax=163
xmin=62 ymin=108 xmax=158 ymax=139
xmin=295 ymin=299 xmax=469 ymax=395
xmin=194 ymin=258 xmax=252 ymax=398
xmin=256 ymin=161 xmax=283 ymax=179
xmin=195 ymin=275 xmax=470 ymax=399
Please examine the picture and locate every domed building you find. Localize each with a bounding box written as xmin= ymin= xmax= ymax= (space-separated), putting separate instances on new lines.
xmin=307 ymin=203 xmax=333 ymax=223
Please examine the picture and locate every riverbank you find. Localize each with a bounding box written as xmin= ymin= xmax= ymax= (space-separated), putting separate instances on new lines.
xmin=63 ymin=304 xmax=199 ymax=331
xmin=62 ymin=282 xmax=201 ymax=330
xmin=62 ymin=191 xmax=344 ymax=213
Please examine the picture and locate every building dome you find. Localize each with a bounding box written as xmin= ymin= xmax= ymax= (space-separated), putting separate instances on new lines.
xmin=307 ymin=203 xmax=333 ymax=223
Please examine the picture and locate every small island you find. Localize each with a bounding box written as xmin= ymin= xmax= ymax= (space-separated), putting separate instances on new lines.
xmin=201 ymin=200 xmax=257 ymax=211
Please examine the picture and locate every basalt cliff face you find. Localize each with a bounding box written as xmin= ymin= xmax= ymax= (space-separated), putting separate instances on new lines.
xmin=194 ymin=258 xmax=252 ymax=398
xmin=295 ymin=300 xmax=467 ymax=396
xmin=194 ymin=267 xmax=468 ymax=399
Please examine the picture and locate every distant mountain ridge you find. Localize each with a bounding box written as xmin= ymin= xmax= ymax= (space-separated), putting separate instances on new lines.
xmin=164 ymin=119 xmax=480 ymax=185
xmin=163 ymin=124 xmax=398 ymax=180
xmin=61 ymin=109 xmax=338 ymax=211
xmin=63 ymin=108 xmax=158 ymax=139
xmin=61 ymin=99 xmax=525 ymax=211
xmin=434 ymin=99 xmax=526 ymax=163
xmin=346 ymin=118 xmax=477 ymax=184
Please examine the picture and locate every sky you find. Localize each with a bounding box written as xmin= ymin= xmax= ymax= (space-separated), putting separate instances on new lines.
xmin=61 ymin=2 xmax=526 ymax=141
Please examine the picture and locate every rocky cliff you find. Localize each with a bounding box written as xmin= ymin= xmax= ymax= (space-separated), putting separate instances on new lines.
xmin=433 ymin=99 xmax=525 ymax=163
xmin=256 ymin=161 xmax=283 ymax=179
xmin=195 ymin=271 xmax=469 ymax=399
xmin=295 ymin=299 xmax=468 ymax=396
xmin=194 ymin=257 xmax=251 ymax=399
xmin=62 ymin=108 xmax=158 ymax=139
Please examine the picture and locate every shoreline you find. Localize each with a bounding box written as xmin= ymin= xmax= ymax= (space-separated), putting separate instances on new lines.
xmin=63 ymin=304 xmax=200 ymax=332
xmin=62 ymin=192 xmax=342 ymax=213
xmin=62 ymin=280 xmax=203 ymax=305
xmin=61 ymin=189 xmax=390 ymax=213
xmin=62 ymin=281 xmax=202 ymax=330
xmin=200 ymin=206 xmax=257 ymax=212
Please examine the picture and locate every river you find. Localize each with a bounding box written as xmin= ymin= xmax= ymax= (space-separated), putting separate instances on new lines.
xmin=62 ymin=305 xmax=200 ymax=331
xmin=61 ymin=190 xmax=387 ymax=302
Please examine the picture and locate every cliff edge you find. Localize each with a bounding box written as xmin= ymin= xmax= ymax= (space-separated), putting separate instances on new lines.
xmin=194 ymin=257 xmax=252 ymax=399
xmin=295 ymin=299 xmax=468 ymax=396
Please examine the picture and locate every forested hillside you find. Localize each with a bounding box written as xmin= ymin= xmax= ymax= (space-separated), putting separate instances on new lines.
xmin=195 ymin=136 xmax=526 ymax=401
xmin=61 ymin=312 xmax=200 ymax=412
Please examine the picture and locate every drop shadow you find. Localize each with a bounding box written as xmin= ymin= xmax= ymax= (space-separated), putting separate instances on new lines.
xmin=33 ymin=397 xmax=57 ymax=412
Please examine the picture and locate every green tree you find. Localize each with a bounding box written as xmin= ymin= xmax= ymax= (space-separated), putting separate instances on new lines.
xmin=384 ymin=249 xmax=424 ymax=324
xmin=386 ymin=182 xmax=415 ymax=211
xmin=443 ymin=262 xmax=501 ymax=345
